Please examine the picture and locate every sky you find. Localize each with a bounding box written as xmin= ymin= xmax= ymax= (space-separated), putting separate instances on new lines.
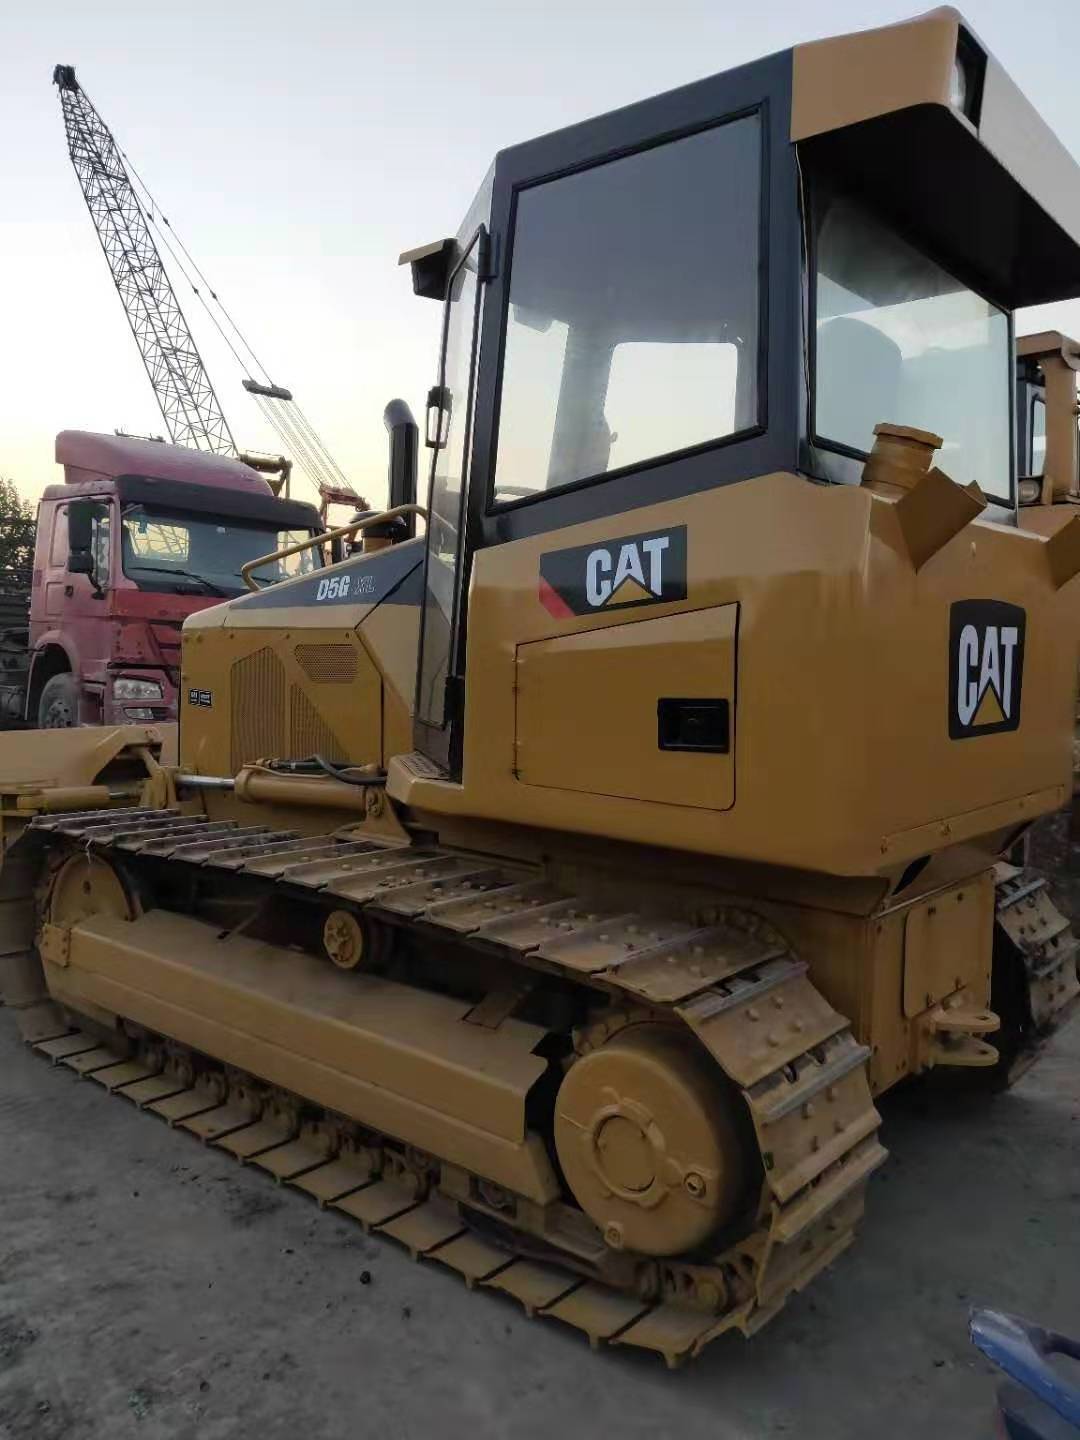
xmin=2 ymin=0 xmax=1080 ymax=510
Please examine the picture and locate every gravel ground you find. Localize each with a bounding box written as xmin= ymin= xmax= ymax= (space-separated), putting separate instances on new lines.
xmin=1 ymin=834 xmax=1078 ymax=1439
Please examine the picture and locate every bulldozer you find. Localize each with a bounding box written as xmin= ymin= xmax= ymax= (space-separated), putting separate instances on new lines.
xmin=3 ymin=6 xmax=1080 ymax=1368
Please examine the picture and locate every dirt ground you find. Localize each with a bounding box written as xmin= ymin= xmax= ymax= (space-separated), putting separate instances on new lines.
xmin=2 ymin=833 xmax=1079 ymax=1439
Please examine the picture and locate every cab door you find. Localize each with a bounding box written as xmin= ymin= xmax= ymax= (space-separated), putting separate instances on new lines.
xmin=414 ymin=226 xmax=488 ymax=770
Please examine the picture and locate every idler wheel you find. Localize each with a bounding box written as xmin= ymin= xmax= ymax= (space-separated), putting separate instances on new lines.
xmin=48 ymin=853 xmax=137 ymax=925
xmin=554 ymin=1023 xmax=750 ymax=1257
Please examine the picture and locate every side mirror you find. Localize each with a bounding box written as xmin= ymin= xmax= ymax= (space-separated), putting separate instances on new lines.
xmin=67 ymin=549 xmax=94 ymax=576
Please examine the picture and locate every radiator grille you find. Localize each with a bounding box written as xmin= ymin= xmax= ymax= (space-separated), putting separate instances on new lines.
xmin=230 ymin=647 xmax=286 ymax=771
xmin=294 ymin=643 xmax=358 ymax=684
xmin=289 ymin=685 xmax=347 ymax=762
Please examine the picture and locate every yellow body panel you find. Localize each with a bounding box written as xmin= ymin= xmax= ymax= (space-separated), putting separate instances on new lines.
xmin=45 ymin=908 xmax=559 ymax=1203
xmin=393 ymin=473 xmax=1074 ymax=877
xmin=516 ymin=605 xmax=737 ymax=811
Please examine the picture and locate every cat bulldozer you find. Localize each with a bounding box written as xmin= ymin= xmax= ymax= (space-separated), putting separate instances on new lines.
xmin=4 ymin=6 xmax=1080 ymax=1368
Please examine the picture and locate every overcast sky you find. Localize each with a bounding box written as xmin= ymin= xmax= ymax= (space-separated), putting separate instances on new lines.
xmin=3 ymin=0 xmax=1079 ymax=508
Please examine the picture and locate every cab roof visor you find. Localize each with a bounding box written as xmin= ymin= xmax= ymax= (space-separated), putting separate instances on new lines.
xmin=793 ymin=9 xmax=1080 ymax=308
xmin=114 ymin=474 xmax=321 ymax=529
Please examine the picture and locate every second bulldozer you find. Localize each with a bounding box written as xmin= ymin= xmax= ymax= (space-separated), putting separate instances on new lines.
xmin=4 ymin=6 xmax=1080 ymax=1367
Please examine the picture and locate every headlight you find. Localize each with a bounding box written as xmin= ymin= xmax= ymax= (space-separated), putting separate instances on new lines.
xmin=1017 ymin=478 xmax=1043 ymax=505
xmin=113 ymin=677 xmax=163 ymax=701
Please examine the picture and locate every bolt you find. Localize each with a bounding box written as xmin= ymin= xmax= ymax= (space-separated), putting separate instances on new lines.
xmin=604 ymin=1222 xmax=624 ymax=1250
xmin=746 ymin=1007 xmax=760 ymax=1022
xmin=803 ymin=1102 xmax=815 ymax=1119
xmin=772 ymin=994 xmax=784 ymax=1009
xmin=684 ymin=1172 xmax=707 ymax=1199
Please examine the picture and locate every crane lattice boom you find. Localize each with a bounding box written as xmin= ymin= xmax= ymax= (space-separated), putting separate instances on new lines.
xmin=53 ymin=64 xmax=235 ymax=455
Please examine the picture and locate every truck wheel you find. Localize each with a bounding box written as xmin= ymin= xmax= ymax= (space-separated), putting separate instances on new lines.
xmin=38 ymin=673 xmax=79 ymax=728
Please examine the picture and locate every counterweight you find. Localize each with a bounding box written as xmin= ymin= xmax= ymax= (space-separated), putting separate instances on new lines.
xmin=52 ymin=64 xmax=236 ymax=454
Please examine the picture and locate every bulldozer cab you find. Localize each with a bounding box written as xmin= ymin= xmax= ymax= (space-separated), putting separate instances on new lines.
xmin=407 ymin=9 xmax=1080 ymax=778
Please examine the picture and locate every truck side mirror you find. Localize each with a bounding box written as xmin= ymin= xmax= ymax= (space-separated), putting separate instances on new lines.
xmin=66 ymin=499 xmax=95 ymax=575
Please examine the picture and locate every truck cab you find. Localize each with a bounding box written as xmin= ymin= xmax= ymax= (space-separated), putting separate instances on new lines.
xmin=27 ymin=431 xmax=323 ymax=727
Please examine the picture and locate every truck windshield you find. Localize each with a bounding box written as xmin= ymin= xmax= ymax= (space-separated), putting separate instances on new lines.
xmin=121 ymin=506 xmax=319 ymax=593
xmin=814 ymin=190 xmax=1011 ymax=502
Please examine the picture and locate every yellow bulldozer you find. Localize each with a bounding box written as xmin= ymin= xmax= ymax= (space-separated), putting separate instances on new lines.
xmin=3 ymin=6 xmax=1080 ymax=1368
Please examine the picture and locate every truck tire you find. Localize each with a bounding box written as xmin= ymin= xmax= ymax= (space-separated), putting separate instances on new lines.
xmin=38 ymin=673 xmax=79 ymax=728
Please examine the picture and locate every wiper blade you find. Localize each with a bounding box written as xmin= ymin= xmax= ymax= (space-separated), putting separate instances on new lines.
xmin=130 ymin=564 xmax=227 ymax=597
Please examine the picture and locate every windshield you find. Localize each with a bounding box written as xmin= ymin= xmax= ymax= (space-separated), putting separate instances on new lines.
xmin=121 ymin=506 xmax=320 ymax=594
xmin=814 ymin=191 xmax=1011 ymax=501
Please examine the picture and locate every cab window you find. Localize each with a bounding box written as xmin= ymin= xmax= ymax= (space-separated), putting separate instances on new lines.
xmin=91 ymin=507 xmax=111 ymax=589
xmin=49 ymin=506 xmax=69 ymax=567
xmin=813 ymin=190 xmax=1011 ymax=501
xmin=492 ymin=113 xmax=763 ymax=505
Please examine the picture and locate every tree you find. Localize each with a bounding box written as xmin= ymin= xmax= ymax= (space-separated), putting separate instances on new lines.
xmin=0 ymin=478 xmax=36 ymax=574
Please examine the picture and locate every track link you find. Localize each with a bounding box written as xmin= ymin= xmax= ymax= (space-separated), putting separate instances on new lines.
xmin=26 ymin=807 xmax=888 ymax=1365
xmin=993 ymin=862 xmax=1080 ymax=1081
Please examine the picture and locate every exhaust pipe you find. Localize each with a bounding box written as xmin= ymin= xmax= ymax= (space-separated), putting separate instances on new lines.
xmin=383 ymin=400 xmax=419 ymax=538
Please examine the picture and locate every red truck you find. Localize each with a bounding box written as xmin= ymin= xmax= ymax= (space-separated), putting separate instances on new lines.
xmin=0 ymin=431 xmax=324 ymax=728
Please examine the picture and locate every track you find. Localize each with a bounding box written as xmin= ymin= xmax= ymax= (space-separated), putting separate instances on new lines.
xmin=994 ymin=861 xmax=1080 ymax=1049
xmin=20 ymin=806 xmax=887 ymax=1366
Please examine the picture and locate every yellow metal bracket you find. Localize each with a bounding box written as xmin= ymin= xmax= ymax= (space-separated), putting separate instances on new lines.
xmin=914 ymin=995 xmax=999 ymax=1070
xmin=39 ymin=922 xmax=71 ymax=970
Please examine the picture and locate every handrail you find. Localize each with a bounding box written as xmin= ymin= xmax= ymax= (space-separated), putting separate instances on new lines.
xmin=240 ymin=503 xmax=428 ymax=592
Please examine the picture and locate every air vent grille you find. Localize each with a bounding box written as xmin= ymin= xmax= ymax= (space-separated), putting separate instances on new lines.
xmin=230 ymin=646 xmax=286 ymax=771
xmin=294 ymin=643 xmax=358 ymax=684
xmin=289 ymin=685 xmax=347 ymax=761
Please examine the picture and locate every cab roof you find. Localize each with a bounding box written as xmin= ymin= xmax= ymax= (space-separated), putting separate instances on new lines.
xmin=55 ymin=430 xmax=274 ymax=497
